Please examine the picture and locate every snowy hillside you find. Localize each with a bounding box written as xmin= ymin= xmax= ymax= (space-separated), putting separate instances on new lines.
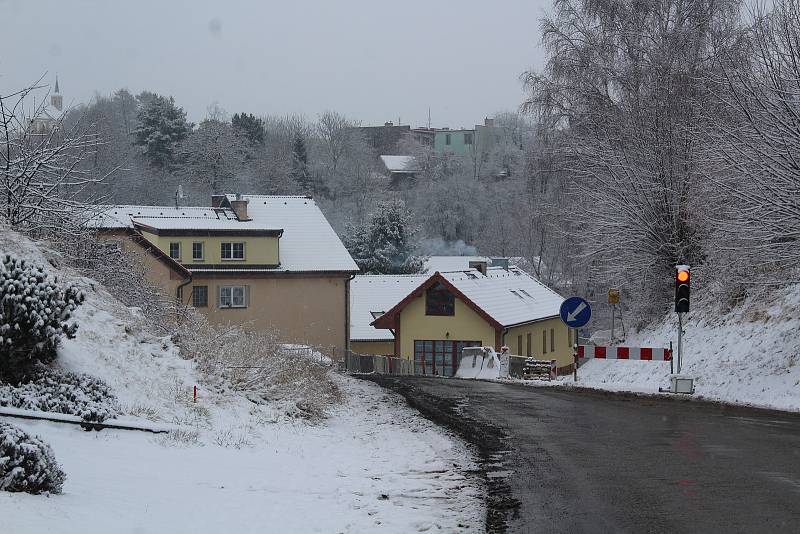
xmin=0 ymin=229 xmax=484 ymax=532
xmin=554 ymin=285 xmax=800 ymax=412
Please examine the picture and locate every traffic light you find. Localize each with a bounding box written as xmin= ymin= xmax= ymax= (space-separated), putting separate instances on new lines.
xmin=675 ymin=265 xmax=690 ymax=313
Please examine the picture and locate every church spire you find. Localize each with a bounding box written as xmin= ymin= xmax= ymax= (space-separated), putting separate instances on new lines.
xmin=50 ymin=76 xmax=63 ymax=112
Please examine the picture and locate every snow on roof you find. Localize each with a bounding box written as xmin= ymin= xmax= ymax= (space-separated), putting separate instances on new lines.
xmin=132 ymin=216 xmax=280 ymax=232
xmin=350 ymin=274 xmax=427 ymax=341
xmin=439 ymin=266 xmax=564 ymax=327
xmin=380 ymin=155 xmax=419 ymax=173
xmin=424 ymin=256 xmax=491 ymax=273
xmin=91 ymin=196 xmax=358 ymax=273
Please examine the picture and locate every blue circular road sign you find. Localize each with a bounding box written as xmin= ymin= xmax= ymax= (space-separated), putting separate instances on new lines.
xmin=560 ymin=296 xmax=592 ymax=328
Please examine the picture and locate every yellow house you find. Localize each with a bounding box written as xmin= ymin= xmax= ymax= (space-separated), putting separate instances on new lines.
xmin=92 ymin=194 xmax=359 ymax=354
xmin=366 ymin=265 xmax=573 ymax=376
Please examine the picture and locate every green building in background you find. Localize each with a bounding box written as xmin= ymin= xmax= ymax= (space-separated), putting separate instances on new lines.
xmin=433 ymin=128 xmax=475 ymax=155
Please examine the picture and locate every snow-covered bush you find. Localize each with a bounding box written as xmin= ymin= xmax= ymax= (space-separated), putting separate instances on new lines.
xmin=0 ymin=366 xmax=119 ymax=423
xmin=0 ymin=421 xmax=65 ymax=494
xmin=173 ymin=308 xmax=340 ymax=419
xmin=0 ymin=254 xmax=84 ymax=380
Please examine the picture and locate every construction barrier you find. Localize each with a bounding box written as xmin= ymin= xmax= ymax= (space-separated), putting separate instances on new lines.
xmin=342 ymin=351 xmax=415 ymax=376
xmin=577 ymin=345 xmax=672 ymax=361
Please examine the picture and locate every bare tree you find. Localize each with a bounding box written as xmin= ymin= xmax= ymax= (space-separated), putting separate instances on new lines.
xmin=0 ymin=81 xmax=107 ymax=235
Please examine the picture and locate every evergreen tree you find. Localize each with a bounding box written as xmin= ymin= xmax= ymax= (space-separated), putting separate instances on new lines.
xmin=343 ymin=199 xmax=425 ymax=274
xmin=291 ymin=133 xmax=311 ymax=193
xmin=232 ymin=113 xmax=265 ymax=146
xmin=133 ymin=93 xmax=192 ymax=167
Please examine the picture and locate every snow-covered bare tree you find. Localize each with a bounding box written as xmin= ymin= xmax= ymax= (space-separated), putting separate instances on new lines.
xmin=0 ymin=82 xmax=107 ymax=234
xmin=707 ymin=0 xmax=800 ymax=287
xmin=523 ymin=0 xmax=741 ymax=318
xmin=177 ymin=104 xmax=248 ymax=195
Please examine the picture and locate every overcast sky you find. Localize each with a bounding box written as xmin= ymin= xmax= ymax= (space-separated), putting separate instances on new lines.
xmin=1 ymin=0 xmax=549 ymax=128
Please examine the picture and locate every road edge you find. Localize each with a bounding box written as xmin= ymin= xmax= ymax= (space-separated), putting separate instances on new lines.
xmin=358 ymin=375 xmax=520 ymax=534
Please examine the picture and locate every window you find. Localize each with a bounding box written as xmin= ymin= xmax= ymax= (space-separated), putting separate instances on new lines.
xmin=526 ymin=333 xmax=532 ymax=357
xmin=464 ymin=132 xmax=473 ymax=145
xmin=218 ymin=285 xmax=247 ymax=308
xmin=445 ymin=133 xmax=451 ymax=145
xmin=169 ymin=242 xmax=181 ymax=260
xmin=192 ymin=242 xmax=204 ymax=261
xmin=192 ymin=285 xmax=208 ymax=308
xmin=550 ymin=328 xmax=555 ymax=353
xmin=425 ymin=282 xmax=454 ymax=316
xmin=517 ymin=335 xmax=523 ymax=356
xmin=221 ymin=242 xmax=245 ymax=260
xmin=543 ymin=329 xmax=547 ymax=354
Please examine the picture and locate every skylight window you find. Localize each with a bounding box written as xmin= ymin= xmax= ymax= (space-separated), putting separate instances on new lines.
xmin=510 ymin=290 xmax=524 ymax=299
xmin=519 ymin=289 xmax=533 ymax=298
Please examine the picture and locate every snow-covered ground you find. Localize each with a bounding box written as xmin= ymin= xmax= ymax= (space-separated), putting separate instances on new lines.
xmin=526 ymin=284 xmax=800 ymax=412
xmin=0 ymin=229 xmax=484 ymax=532
xmin=2 ymin=378 xmax=483 ymax=533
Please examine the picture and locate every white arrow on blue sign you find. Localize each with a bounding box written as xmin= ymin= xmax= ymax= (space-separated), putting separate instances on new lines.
xmin=560 ymin=296 xmax=592 ymax=328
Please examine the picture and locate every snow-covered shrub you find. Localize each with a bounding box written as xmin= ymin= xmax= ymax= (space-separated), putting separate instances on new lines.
xmin=0 ymin=421 xmax=65 ymax=494
xmin=0 ymin=366 xmax=119 ymax=423
xmin=173 ymin=308 xmax=340 ymax=420
xmin=0 ymin=254 xmax=84 ymax=380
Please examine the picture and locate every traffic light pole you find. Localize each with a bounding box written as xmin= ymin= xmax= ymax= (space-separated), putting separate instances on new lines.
xmin=677 ymin=312 xmax=684 ymax=374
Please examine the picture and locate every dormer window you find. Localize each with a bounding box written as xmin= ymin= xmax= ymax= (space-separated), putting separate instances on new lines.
xmin=426 ymin=282 xmax=454 ymax=316
xmin=221 ymin=242 xmax=245 ymax=260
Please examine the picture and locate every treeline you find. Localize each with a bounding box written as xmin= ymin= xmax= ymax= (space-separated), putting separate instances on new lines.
xmin=521 ymin=0 xmax=800 ymax=325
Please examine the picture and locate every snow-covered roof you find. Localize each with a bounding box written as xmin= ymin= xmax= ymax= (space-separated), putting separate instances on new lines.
xmin=91 ymin=196 xmax=358 ymax=273
xmin=350 ymin=274 xmax=427 ymax=341
xmin=424 ymin=256 xmax=491 ymax=273
xmin=371 ymin=266 xmax=565 ymax=332
xmin=379 ymin=155 xmax=418 ymax=173
xmin=440 ymin=267 xmax=564 ymax=327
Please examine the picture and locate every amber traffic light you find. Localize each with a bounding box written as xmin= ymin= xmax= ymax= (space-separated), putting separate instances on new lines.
xmin=675 ymin=265 xmax=690 ymax=313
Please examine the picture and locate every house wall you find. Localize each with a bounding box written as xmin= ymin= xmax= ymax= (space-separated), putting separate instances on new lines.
xmin=351 ymin=340 xmax=394 ymax=357
xmin=505 ymin=317 xmax=573 ymax=369
xmin=139 ymin=230 xmax=280 ymax=265
xmin=433 ymin=130 xmax=475 ymax=155
xmin=397 ymin=294 xmax=497 ymax=360
xmin=99 ymin=231 xmax=185 ymax=296
xmin=186 ymin=275 xmax=348 ymax=354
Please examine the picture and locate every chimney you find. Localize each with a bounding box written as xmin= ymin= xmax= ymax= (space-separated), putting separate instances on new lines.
xmin=230 ymin=196 xmax=250 ymax=221
xmin=490 ymin=257 xmax=509 ymax=270
xmin=485 ymin=117 xmax=494 ymax=127
xmin=211 ymin=194 xmax=227 ymax=208
xmin=469 ymin=260 xmax=488 ymax=276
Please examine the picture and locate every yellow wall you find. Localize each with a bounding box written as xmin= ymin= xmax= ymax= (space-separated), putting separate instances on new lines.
xmin=397 ymin=294 xmax=497 ymax=360
xmin=185 ymin=275 xmax=347 ymax=354
xmin=351 ymin=341 xmax=394 ymax=357
xmin=505 ymin=317 xmax=573 ymax=369
xmin=140 ymin=230 xmax=280 ymax=265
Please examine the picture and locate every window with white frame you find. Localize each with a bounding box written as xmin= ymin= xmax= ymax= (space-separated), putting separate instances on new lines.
xmin=169 ymin=242 xmax=181 ymax=260
xmin=221 ymin=242 xmax=245 ymax=260
xmin=218 ymin=285 xmax=247 ymax=308
xmin=192 ymin=242 xmax=204 ymax=261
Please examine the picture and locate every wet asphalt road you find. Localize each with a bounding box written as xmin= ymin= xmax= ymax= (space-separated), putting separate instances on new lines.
xmin=368 ymin=377 xmax=800 ymax=533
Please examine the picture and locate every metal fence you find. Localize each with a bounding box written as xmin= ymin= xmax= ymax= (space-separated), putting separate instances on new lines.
xmin=341 ymin=350 xmax=415 ymax=376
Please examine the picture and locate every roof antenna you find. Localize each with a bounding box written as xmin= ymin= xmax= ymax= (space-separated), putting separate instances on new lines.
xmin=175 ymin=184 xmax=185 ymax=208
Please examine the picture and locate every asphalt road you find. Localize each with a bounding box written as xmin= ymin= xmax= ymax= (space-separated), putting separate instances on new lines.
xmin=366 ymin=377 xmax=800 ymax=533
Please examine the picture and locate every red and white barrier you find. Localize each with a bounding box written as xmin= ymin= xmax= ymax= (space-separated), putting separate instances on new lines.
xmin=577 ymin=345 xmax=671 ymax=361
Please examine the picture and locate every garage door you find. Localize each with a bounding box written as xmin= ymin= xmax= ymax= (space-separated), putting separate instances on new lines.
xmin=413 ymin=340 xmax=481 ymax=377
